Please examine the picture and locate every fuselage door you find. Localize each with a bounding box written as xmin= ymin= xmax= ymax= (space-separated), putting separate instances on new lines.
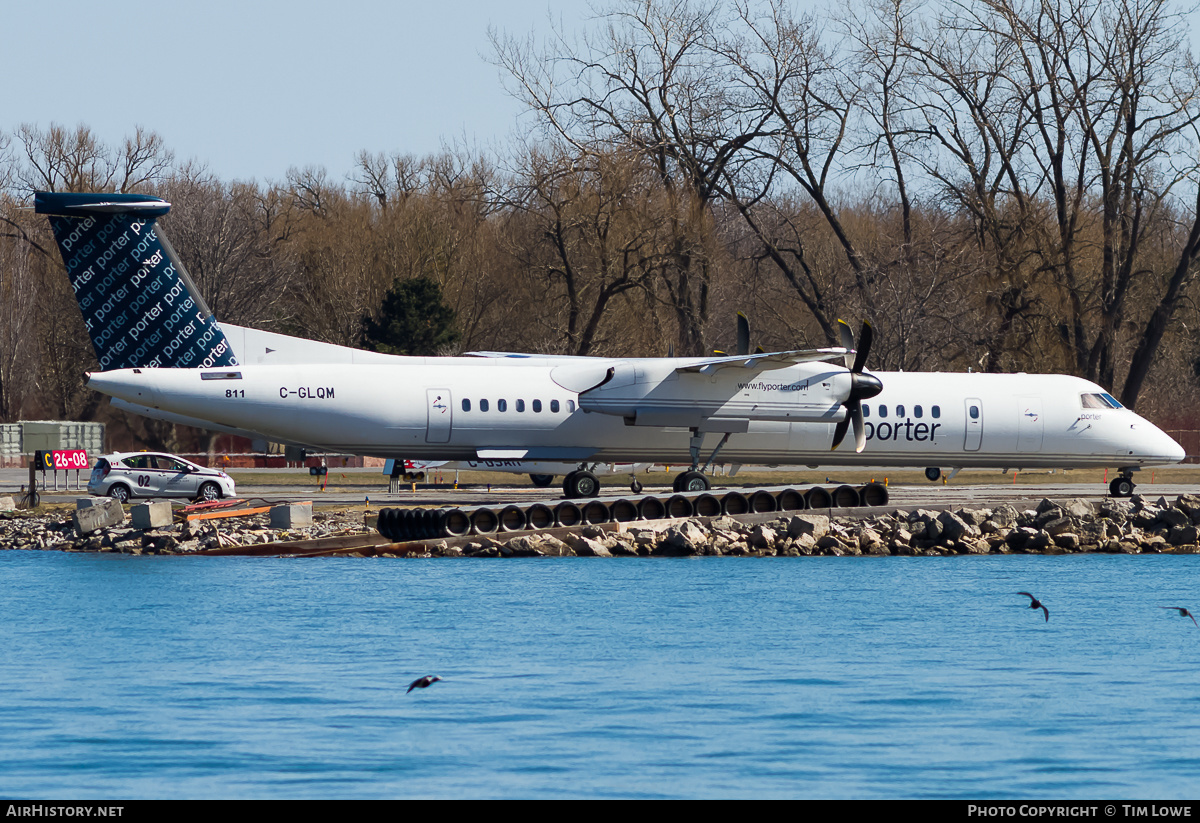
xmin=1016 ymin=396 xmax=1044 ymax=452
xmin=964 ymin=398 xmax=983 ymax=451
xmin=426 ymin=389 xmax=452 ymax=443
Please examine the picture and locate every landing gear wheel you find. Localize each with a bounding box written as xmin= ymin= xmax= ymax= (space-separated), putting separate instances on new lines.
xmin=924 ymin=467 xmax=941 ymax=482
xmin=529 ymin=473 xmax=555 ymax=488
xmin=1109 ymin=476 xmax=1135 ymax=498
xmin=673 ymin=470 xmax=710 ymax=493
xmin=563 ymin=470 xmax=600 ymax=499
xmin=630 ymin=479 xmax=643 ymax=494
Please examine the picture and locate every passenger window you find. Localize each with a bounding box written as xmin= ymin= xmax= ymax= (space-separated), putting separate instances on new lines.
xmin=480 ymin=399 xmax=489 ymax=412
xmin=932 ymin=405 xmax=941 ymax=418
xmin=879 ymin=405 xmax=888 ymax=418
xmin=969 ymin=405 xmax=980 ymax=420
xmin=551 ymin=400 xmax=560 ymax=413
xmin=533 ymin=399 xmax=542 ymax=413
xmin=516 ymin=399 xmax=525 ymax=412
xmin=462 ymin=399 xmax=471 ymax=412
xmin=863 ymin=404 xmax=870 ymax=417
xmin=914 ymin=405 xmax=923 ymax=418
xmin=896 ymin=404 xmax=905 ymax=417
xmin=568 ymin=400 xmax=576 ymax=412
xmin=498 ymin=399 xmax=508 ymax=412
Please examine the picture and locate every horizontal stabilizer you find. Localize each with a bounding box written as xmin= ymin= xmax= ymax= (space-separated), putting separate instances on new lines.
xmin=34 ymin=192 xmax=171 ymax=217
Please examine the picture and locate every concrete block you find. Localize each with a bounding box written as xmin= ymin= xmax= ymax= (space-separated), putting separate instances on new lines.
xmin=270 ymin=503 xmax=312 ymax=529
xmin=73 ymin=498 xmax=126 ymax=535
xmin=0 ymin=496 xmax=15 ymax=511
xmin=132 ymin=501 xmax=173 ymax=529
xmin=76 ymin=497 xmax=101 ymax=509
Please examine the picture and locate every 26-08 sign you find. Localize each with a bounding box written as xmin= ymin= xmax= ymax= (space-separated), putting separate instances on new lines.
xmin=40 ymin=449 xmax=89 ymax=470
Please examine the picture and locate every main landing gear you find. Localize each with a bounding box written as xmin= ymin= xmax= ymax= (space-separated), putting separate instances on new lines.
xmin=924 ymin=467 xmax=941 ymax=482
xmin=1109 ymin=472 xmax=1136 ymax=498
xmin=562 ymin=470 xmax=600 ymax=499
xmin=561 ymin=466 xmax=646 ymax=497
xmin=666 ymin=429 xmax=730 ymax=493
xmin=673 ymin=470 xmax=710 ymax=493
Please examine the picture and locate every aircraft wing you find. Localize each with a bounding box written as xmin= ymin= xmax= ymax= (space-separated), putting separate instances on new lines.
xmin=674 ymin=348 xmax=849 ymax=375
xmin=465 ymin=351 xmax=595 ymax=360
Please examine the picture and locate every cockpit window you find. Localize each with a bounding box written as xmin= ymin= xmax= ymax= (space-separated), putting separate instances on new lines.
xmin=1081 ymin=393 xmax=1122 ymax=409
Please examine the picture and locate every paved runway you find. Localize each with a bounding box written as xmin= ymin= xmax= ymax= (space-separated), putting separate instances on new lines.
xmin=5 ymin=466 xmax=1199 ymax=512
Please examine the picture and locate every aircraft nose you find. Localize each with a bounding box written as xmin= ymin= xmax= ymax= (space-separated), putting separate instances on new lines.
xmin=1142 ymin=423 xmax=1186 ymax=465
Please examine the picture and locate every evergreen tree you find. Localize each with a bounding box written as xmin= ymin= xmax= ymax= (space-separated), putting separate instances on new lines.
xmin=362 ymin=276 xmax=461 ymax=356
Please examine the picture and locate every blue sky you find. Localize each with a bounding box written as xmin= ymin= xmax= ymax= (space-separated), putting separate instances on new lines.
xmin=4 ymin=0 xmax=584 ymax=183
xmin=6 ymin=1 xmax=1200 ymax=186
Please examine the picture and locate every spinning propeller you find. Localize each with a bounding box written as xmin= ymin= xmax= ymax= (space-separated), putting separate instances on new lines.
xmin=831 ymin=320 xmax=883 ymax=453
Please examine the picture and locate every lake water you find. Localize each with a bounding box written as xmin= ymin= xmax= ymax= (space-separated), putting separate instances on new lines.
xmin=2 ymin=551 xmax=1199 ymax=799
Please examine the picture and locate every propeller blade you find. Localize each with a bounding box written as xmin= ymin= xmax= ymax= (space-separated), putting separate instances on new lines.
xmin=837 ymin=319 xmax=855 ymax=370
xmin=737 ymin=312 xmax=751 ymax=357
xmin=831 ymin=414 xmax=850 ymax=451
xmin=851 ymin=321 xmax=873 ymax=374
xmin=852 ymin=401 xmax=866 ymax=453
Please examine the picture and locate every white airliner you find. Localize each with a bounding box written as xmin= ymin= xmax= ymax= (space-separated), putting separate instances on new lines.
xmin=388 ymin=459 xmax=655 ymax=493
xmin=37 ymin=192 xmax=1185 ymax=499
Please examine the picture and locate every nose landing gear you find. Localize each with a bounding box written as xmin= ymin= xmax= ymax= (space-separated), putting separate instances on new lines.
xmin=1109 ymin=473 xmax=1136 ymax=498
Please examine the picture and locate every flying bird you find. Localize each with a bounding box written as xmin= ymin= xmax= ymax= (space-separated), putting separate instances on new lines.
xmin=1018 ymin=592 xmax=1049 ymax=621
xmin=1160 ymin=607 xmax=1199 ymax=628
xmin=407 ymin=675 xmax=443 ymax=693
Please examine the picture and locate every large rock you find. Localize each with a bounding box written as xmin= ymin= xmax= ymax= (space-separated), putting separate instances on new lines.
xmin=131 ymin=501 xmax=173 ymax=530
xmin=937 ymin=510 xmax=979 ymax=541
xmin=1061 ymin=498 xmax=1095 ymax=519
xmin=786 ymin=514 xmax=829 ymax=541
xmin=653 ymin=521 xmax=710 ymax=556
xmin=72 ymin=498 xmax=126 ymax=535
xmin=270 ymin=503 xmax=313 ymax=529
xmin=749 ymin=524 xmax=777 ymax=549
xmin=989 ymin=504 xmax=1020 ymax=529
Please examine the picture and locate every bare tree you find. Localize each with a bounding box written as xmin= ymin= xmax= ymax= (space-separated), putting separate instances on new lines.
xmin=492 ymin=0 xmax=773 ymax=354
xmin=894 ymin=0 xmax=1200 ymax=406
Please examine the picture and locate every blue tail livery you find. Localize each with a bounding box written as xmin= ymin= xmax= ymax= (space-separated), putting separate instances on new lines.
xmin=35 ymin=192 xmax=237 ymax=370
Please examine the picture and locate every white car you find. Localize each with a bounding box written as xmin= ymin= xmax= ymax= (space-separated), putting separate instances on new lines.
xmin=88 ymin=452 xmax=237 ymax=503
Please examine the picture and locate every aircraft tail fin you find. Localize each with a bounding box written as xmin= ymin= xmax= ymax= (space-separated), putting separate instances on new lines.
xmin=35 ymin=191 xmax=237 ymax=369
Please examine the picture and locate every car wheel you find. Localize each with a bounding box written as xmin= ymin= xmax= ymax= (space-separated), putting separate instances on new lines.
xmin=108 ymin=484 xmax=131 ymax=503
xmin=197 ymin=481 xmax=222 ymax=502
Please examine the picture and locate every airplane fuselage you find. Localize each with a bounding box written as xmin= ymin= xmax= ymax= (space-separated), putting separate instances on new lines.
xmin=88 ymin=359 xmax=1184 ymax=471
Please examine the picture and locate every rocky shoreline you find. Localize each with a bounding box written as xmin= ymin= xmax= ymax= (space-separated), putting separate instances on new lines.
xmin=4 ymin=493 xmax=1200 ymax=557
xmin=0 ymin=507 xmax=372 ymax=554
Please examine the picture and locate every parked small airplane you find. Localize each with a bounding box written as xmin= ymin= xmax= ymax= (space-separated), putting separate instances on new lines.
xmin=38 ymin=192 xmax=1185 ymax=498
xmin=387 ymin=458 xmax=655 ymax=493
